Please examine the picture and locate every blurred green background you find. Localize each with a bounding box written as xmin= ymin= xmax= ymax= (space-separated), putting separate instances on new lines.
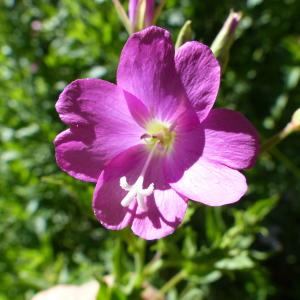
xmin=0 ymin=0 xmax=300 ymax=299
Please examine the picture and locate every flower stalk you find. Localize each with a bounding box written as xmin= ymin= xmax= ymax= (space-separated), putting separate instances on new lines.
xmin=112 ymin=0 xmax=132 ymax=33
xmin=157 ymin=270 xmax=187 ymax=297
xmin=153 ymin=0 xmax=166 ymax=24
xmin=261 ymin=109 xmax=300 ymax=153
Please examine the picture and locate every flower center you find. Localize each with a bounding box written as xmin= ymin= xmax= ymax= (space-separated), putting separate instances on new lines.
xmin=119 ymin=121 xmax=175 ymax=211
xmin=143 ymin=120 xmax=175 ymax=152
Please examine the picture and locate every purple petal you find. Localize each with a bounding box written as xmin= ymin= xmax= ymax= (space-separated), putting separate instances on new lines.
xmin=93 ymin=145 xmax=145 ymax=230
xmin=124 ymin=90 xmax=152 ymax=128
xmin=131 ymin=189 xmax=188 ymax=240
xmin=164 ymin=107 xmax=204 ymax=183
xmin=55 ymin=78 xmax=143 ymax=182
xmin=93 ymin=172 xmax=136 ymax=230
xmin=171 ymin=158 xmax=247 ymax=206
xmin=55 ymin=129 xmax=103 ymax=182
xmin=93 ymin=144 xmax=187 ymax=239
xmin=175 ymin=41 xmax=221 ymax=121
xmin=201 ymin=109 xmax=259 ymax=169
xmin=117 ymin=26 xmax=188 ymax=121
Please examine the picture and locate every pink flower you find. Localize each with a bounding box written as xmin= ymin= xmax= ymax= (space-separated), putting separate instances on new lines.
xmin=31 ymin=20 xmax=43 ymax=31
xmin=54 ymin=26 xmax=259 ymax=240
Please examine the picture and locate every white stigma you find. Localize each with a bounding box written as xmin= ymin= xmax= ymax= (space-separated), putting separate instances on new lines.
xmin=120 ymin=176 xmax=154 ymax=211
xmin=119 ymin=140 xmax=158 ymax=211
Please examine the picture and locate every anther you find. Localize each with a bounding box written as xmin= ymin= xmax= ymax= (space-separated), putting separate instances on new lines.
xmin=139 ymin=183 xmax=154 ymax=196
xmin=120 ymin=176 xmax=131 ymax=191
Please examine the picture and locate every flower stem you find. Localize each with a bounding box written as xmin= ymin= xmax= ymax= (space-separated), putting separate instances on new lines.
xmin=134 ymin=240 xmax=146 ymax=286
xmin=271 ymin=147 xmax=300 ymax=179
xmin=260 ymin=122 xmax=294 ymax=153
xmin=153 ymin=0 xmax=166 ymax=23
xmin=112 ymin=0 xmax=132 ymax=34
xmin=157 ymin=270 xmax=187 ymax=297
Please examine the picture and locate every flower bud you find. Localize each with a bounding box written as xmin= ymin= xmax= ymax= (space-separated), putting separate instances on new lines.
xmin=144 ymin=0 xmax=155 ymax=27
xmin=175 ymin=20 xmax=193 ymax=49
xmin=129 ymin=0 xmax=156 ymax=32
xmin=211 ymin=10 xmax=242 ymax=72
xmin=291 ymin=108 xmax=300 ymax=131
xmin=128 ymin=0 xmax=139 ymax=29
xmin=113 ymin=0 xmax=165 ymax=33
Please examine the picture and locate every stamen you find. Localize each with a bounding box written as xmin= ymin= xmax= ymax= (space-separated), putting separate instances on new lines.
xmin=139 ymin=183 xmax=154 ymax=196
xmin=120 ymin=176 xmax=131 ymax=191
xmin=120 ymin=176 xmax=155 ymax=210
xmin=120 ymin=187 xmax=137 ymax=207
xmin=119 ymin=142 xmax=158 ymax=210
xmin=136 ymin=193 xmax=147 ymax=210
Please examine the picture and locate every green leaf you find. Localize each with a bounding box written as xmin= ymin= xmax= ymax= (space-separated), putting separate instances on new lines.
xmin=215 ymin=252 xmax=255 ymax=270
xmin=181 ymin=288 xmax=204 ymax=300
xmin=246 ymin=196 xmax=279 ymax=224
xmin=205 ymin=207 xmax=225 ymax=245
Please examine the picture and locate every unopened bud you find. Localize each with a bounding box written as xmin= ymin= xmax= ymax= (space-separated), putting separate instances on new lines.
xmin=113 ymin=0 xmax=165 ymax=34
xmin=291 ymin=108 xmax=300 ymax=131
xmin=175 ymin=20 xmax=193 ymax=49
xmin=211 ymin=10 xmax=242 ymax=72
xmin=129 ymin=0 xmax=156 ymax=32
xmin=144 ymin=0 xmax=155 ymax=27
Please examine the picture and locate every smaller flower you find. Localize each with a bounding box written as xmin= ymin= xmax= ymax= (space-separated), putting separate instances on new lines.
xmin=31 ymin=20 xmax=42 ymax=31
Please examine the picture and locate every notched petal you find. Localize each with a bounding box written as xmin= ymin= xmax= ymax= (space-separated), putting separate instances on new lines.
xmin=54 ymin=78 xmax=143 ymax=182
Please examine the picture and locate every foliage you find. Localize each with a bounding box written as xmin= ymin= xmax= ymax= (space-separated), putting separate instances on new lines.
xmin=0 ymin=0 xmax=300 ymax=299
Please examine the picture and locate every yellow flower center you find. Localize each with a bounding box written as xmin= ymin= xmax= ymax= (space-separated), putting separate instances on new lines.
xmin=120 ymin=121 xmax=175 ymax=211
xmin=144 ymin=120 xmax=175 ymax=153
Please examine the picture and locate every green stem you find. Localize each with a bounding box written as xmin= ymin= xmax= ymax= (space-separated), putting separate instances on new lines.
xmin=271 ymin=147 xmax=300 ymax=179
xmin=158 ymin=270 xmax=187 ymax=297
xmin=112 ymin=0 xmax=132 ymax=34
xmin=143 ymin=252 xmax=162 ymax=276
xmin=260 ymin=122 xmax=294 ymax=153
xmin=134 ymin=240 xmax=146 ymax=286
xmin=153 ymin=0 xmax=166 ymax=24
xmin=123 ymin=237 xmax=146 ymax=294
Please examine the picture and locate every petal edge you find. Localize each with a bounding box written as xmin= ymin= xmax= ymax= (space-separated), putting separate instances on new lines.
xmin=175 ymin=41 xmax=221 ymax=121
